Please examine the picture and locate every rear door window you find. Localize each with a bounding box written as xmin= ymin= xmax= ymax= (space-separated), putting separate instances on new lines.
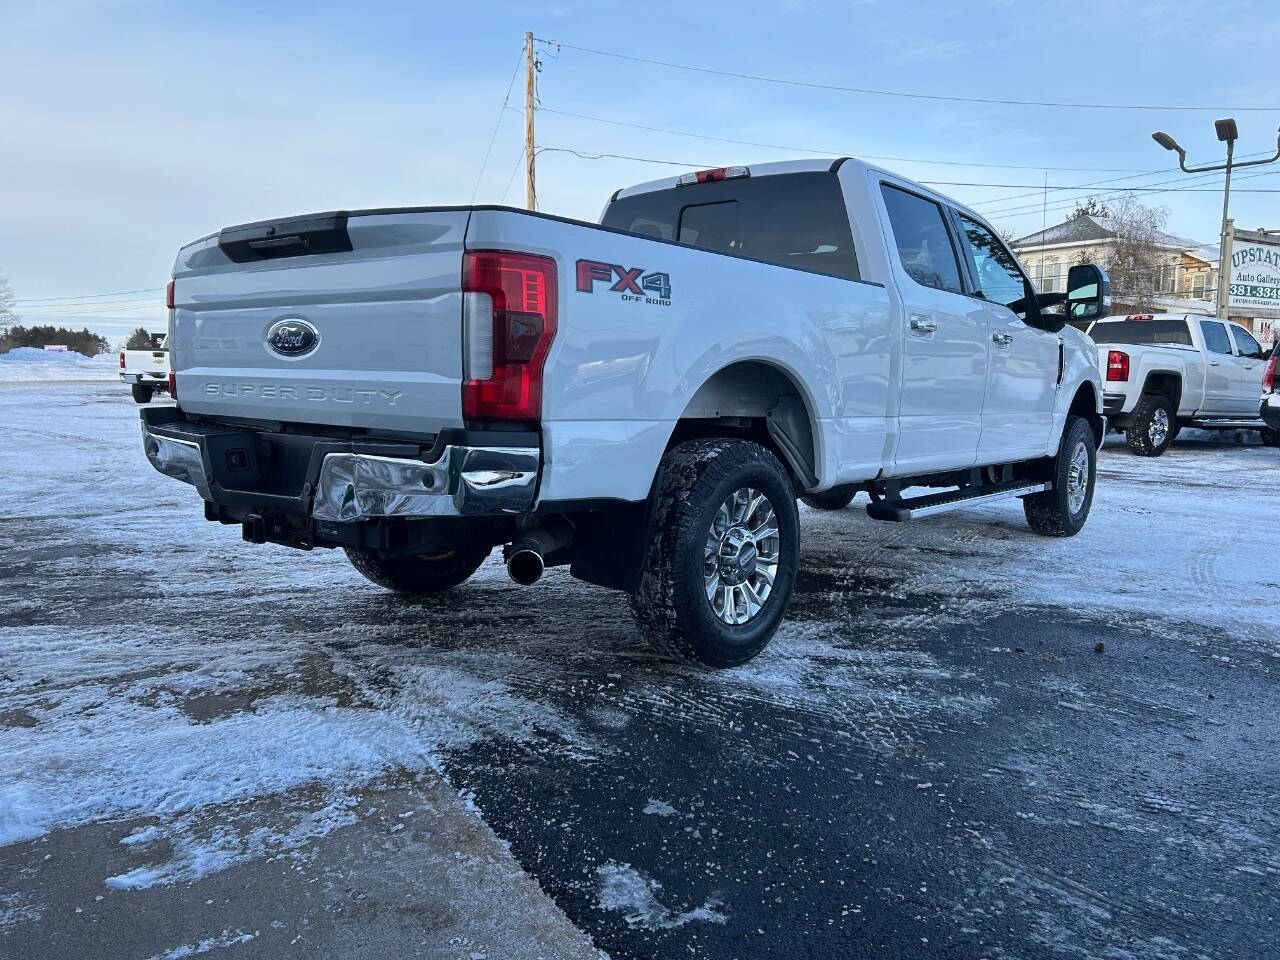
xmin=602 ymin=172 xmax=859 ymax=280
xmin=879 ymin=185 xmax=963 ymax=294
xmin=1089 ymin=318 xmax=1193 ymax=346
xmin=1200 ymin=320 xmax=1234 ymax=355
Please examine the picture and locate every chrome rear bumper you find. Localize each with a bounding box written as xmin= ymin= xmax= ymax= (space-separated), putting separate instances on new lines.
xmin=141 ymin=419 xmax=539 ymax=520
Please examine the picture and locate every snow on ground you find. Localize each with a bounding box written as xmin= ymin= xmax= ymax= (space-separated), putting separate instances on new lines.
xmin=0 ymin=347 xmax=118 ymax=382
xmin=2 ymin=382 xmax=1278 ymax=931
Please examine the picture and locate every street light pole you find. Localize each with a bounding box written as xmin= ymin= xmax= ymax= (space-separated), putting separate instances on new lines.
xmin=1152 ymin=121 xmax=1280 ymax=319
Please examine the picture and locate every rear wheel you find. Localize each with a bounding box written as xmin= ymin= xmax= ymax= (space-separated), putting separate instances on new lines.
xmin=630 ymin=438 xmax=799 ymax=668
xmin=1023 ymin=416 xmax=1096 ymax=537
xmin=1125 ymin=394 xmax=1174 ymax=456
xmin=1261 ymin=427 xmax=1280 ymax=448
xmin=131 ymin=383 xmax=154 ymax=404
xmin=345 ymin=543 xmax=490 ymax=595
xmin=800 ymin=486 xmax=856 ymax=511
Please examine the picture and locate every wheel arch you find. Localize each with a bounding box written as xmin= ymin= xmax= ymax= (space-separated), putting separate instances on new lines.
xmin=1141 ymin=369 xmax=1183 ymax=411
xmin=1067 ymin=380 xmax=1105 ymax=448
xmin=669 ymin=359 xmax=823 ymax=490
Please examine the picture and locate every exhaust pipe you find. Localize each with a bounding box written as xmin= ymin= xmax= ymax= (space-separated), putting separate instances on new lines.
xmin=504 ymin=520 xmax=572 ymax=586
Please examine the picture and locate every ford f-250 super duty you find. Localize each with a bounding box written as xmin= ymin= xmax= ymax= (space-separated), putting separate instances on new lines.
xmin=140 ymin=158 xmax=1109 ymax=667
xmin=1088 ymin=313 xmax=1277 ymax=455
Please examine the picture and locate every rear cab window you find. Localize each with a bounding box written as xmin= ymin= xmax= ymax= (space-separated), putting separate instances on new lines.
xmin=601 ymin=172 xmax=860 ymax=281
xmin=1089 ymin=317 xmax=1193 ymax=347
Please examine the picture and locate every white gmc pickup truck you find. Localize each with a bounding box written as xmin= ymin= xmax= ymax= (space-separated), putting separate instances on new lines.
xmin=1089 ymin=313 xmax=1277 ymax=455
xmin=141 ymin=158 xmax=1109 ymax=666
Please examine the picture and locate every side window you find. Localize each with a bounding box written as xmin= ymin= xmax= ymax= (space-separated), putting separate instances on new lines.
xmin=1230 ymin=325 xmax=1264 ymax=360
xmin=880 ymin=184 xmax=963 ymax=294
xmin=1200 ymin=320 xmax=1234 ymax=355
xmin=956 ymin=214 xmax=1027 ymax=310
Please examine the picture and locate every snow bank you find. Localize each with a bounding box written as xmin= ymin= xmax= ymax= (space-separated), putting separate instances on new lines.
xmin=0 ymin=347 xmax=117 ymax=382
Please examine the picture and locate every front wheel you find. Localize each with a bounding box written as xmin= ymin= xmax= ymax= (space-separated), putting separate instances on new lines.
xmin=1261 ymin=427 xmax=1280 ymax=448
xmin=1023 ymin=416 xmax=1096 ymax=537
xmin=131 ymin=383 xmax=154 ymax=404
xmin=630 ymin=438 xmax=799 ymax=668
xmin=345 ymin=543 xmax=490 ymax=595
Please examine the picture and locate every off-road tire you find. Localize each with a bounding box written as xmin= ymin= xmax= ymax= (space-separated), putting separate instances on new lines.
xmin=1125 ymin=394 xmax=1174 ymax=456
xmin=629 ymin=438 xmax=799 ymax=668
xmin=345 ymin=544 xmax=490 ymax=595
xmin=131 ymin=384 xmax=154 ymax=404
xmin=800 ymin=486 xmax=857 ymax=511
xmin=1261 ymin=427 xmax=1280 ymax=448
xmin=1023 ymin=416 xmax=1096 ymax=537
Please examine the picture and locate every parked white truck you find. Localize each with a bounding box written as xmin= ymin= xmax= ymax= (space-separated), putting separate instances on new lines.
xmin=1088 ymin=313 xmax=1277 ymax=455
xmin=141 ymin=158 xmax=1109 ymax=666
xmin=120 ymin=333 xmax=171 ymax=403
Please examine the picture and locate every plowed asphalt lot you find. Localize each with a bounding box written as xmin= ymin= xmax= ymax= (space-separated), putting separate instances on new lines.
xmin=2 ymin=379 xmax=1277 ymax=960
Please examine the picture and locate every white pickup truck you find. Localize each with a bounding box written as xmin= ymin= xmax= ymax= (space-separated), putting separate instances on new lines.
xmin=1088 ymin=313 xmax=1277 ymax=455
xmin=141 ymin=158 xmax=1108 ymax=666
xmin=120 ymin=333 xmax=171 ymax=403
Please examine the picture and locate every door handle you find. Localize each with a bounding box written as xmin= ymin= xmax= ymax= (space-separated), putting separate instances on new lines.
xmin=992 ymin=332 xmax=1014 ymax=346
xmin=909 ymin=315 xmax=937 ymax=333
xmin=1209 ymin=360 xmax=1220 ymax=366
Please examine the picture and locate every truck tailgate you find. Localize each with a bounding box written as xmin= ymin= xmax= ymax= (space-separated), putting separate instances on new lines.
xmin=171 ymin=210 xmax=469 ymax=435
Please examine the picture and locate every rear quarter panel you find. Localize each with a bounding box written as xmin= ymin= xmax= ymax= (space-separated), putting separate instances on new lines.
xmin=464 ymin=209 xmax=895 ymax=503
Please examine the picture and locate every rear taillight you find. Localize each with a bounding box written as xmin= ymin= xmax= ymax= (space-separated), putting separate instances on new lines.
xmin=1106 ymin=350 xmax=1129 ymax=382
xmin=166 ymin=280 xmax=176 ymax=403
xmin=461 ymin=251 xmax=557 ymax=420
xmin=1264 ymin=353 xmax=1277 ymax=394
xmin=119 ymin=351 xmax=125 ymax=369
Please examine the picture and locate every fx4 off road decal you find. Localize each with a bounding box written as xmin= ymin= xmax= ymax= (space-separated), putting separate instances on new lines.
xmin=576 ymin=259 xmax=671 ymax=305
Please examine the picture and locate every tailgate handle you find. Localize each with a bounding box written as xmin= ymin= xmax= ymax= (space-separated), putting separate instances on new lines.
xmin=248 ymin=235 xmax=308 ymax=253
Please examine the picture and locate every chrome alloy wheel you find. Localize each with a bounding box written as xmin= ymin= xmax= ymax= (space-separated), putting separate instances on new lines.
xmin=1148 ymin=407 xmax=1170 ymax=447
xmin=703 ymin=487 xmax=780 ymax=625
xmin=1066 ymin=440 xmax=1090 ymax=515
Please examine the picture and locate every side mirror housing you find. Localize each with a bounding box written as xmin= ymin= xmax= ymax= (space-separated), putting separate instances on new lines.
xmin=1067 ymin=264 xmax=1110 ymax=323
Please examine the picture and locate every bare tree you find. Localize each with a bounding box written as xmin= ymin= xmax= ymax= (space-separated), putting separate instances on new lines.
xmin=1092 ymin=195 xmax=1172 ymax=312
xmin=0 ymin=270 xmax=16 ymax=332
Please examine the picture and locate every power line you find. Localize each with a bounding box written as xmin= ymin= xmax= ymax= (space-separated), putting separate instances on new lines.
xmin=537 ymin=146 xmax=714 ymax=167
xmin=12 ymin=287 xmax=163 ymax=304
xmin=987 ymin=168 xmax=1280 ymax=224
xmin=922 ymin=178 xmax=1280 ymax=193
xmin=535 ymin=37 xmax=1280 ymax=113
xmin=537 ymin=106 xmax=1158 ymax=173
xmin=470 ymin=48 xmax=526 ymax=204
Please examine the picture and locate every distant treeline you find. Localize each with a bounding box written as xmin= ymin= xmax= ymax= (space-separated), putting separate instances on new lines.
xmin=0 ymin=324 xmax=109 ymax=357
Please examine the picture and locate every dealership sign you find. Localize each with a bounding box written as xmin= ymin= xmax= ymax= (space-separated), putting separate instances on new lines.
xmin=1228 ymin=236 xmax=1280 ymax=314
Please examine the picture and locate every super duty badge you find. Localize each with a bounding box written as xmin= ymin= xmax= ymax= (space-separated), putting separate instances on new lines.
xmin=576 ymin=259 xmax=671 ymax=305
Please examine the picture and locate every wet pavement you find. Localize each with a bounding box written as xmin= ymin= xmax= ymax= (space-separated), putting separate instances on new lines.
xmin=2 ymin=381 xmax=1277 ymax=959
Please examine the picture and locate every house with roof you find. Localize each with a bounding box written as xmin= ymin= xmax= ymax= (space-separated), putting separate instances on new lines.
xmin=1011 ymin=213 xmax=1218 ymax=314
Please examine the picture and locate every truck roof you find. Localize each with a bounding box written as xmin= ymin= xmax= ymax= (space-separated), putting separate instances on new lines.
xmin=611 ymin=156 xmax=998 ymax=229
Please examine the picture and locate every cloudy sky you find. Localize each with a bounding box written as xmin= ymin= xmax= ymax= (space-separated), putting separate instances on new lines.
xmin=3 ymin=0 xmax=1279 ymax=338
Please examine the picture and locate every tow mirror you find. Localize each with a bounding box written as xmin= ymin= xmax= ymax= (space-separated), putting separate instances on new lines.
xmin=1067 ymin=264 xmax=1110 ymax=322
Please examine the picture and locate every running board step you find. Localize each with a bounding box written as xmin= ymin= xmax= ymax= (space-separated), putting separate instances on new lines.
xmin=1188 ymin=419 xmax=1264 ymax=430
xmin=866 ymin=480 xmax=1051 ymax=522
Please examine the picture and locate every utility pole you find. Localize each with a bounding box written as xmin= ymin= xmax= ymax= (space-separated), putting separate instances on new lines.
xmin=1152 ymin=121 xmax=1280 ymax=319
xmin=524 ymin=31 xmax=536 ymax=211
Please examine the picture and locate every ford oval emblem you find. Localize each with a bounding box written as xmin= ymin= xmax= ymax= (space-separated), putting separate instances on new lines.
xmin=265 ymin=318 xmax=320 ymax=359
